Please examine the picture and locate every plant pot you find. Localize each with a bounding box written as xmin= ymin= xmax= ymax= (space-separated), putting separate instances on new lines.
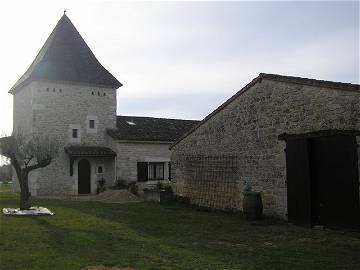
xmin=160 ymin=189 xmax=174 ymax=203
xmin=243 ymin=191 xmax=263 ymax=220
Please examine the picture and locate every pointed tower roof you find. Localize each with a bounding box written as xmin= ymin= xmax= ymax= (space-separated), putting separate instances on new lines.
xmin=10 ymin=14 xmax=122 ymax=94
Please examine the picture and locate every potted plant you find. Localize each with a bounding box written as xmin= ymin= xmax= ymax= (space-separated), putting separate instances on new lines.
xmin=158 ymin=182 xmax=174 ymax=203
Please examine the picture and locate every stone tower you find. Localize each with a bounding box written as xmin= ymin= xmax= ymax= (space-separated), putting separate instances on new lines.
xmin=9 ymin=14 xmax=122 ymax=195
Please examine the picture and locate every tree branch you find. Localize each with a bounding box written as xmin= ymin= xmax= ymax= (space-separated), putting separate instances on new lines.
xmin=25 ymin=158 xmax=52 ymax=172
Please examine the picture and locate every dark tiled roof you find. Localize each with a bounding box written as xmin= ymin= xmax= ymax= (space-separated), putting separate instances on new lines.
xmin=106 ymin=116 xmax=200 ymax=142
xmin=170 ymin=73 xmax=360 ymax=149
xmin=10 ymin=14 xmax=122 ymax=93
xmin=64 ymin=146 xmax=116 ymax=157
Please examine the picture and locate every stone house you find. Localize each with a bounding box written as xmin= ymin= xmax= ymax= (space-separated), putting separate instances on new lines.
xmin=170 ymin=73 xmax=360 ymax=227
xmin=107 ymin=115 xmax=198 ymax=190
xmin=9 ymin=14 xmax=198 ymax=195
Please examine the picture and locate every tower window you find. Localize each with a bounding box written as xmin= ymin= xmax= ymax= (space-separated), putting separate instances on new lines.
xmin=46 ymin=88 xmax=49 ymax=92
xmin=103 ymin=93 xmax=106 ymax=96
xmin=97 ymin=166 xmax=103 ymax=174
xmin=59 ymin=89 xmax=62 ymax=93
xmin=98 ymin=91 xmax=100 ymax=96
xmin=72 ymin=129 xmax=78 ymax=138
xmin=89 ymin=120 xmax=95 ymax=129
xmin=92 ymin=91 xmax=94 ymax=95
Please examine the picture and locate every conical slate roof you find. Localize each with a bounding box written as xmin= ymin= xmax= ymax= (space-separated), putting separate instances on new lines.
xmin=10 ymin=14 xmax=122 ymax=93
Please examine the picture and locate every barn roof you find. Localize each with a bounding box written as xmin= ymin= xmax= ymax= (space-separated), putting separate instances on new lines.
xmin=170 ymin=73 xmax=360 ymax=149
xmin=106 ymin=116 xmax=199 ymax=142
xmin=9 ymin=14 xmax=122 ymax=94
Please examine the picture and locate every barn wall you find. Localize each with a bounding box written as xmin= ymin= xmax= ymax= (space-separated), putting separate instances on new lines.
xmin=171 ymin=79 xmax=360 ymax=218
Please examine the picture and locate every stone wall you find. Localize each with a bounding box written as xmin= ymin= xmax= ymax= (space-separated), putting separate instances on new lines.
xmin=173 ymin=155 xmax=241 ymax=210
xmin=115 ymin=141 xmax=171 ymax=183
xmin=171 ymin=79 xmax=360 ymax=218
xmin=12 ymin=80 xmax=117 ymax=195
xmin=13 ymin=82 xmax=34 ymax=132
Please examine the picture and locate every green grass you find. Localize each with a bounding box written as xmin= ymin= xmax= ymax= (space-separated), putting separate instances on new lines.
xmin=1 ymin=184 xmax=359 ymax=270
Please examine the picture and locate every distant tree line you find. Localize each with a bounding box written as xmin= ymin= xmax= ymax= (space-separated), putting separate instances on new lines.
xmin=0 ymin=164 xmax=12 ymax=182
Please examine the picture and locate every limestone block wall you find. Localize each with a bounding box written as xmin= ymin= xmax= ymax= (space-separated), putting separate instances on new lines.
xmin=11 ymin=80 xmax=117 ymax=195
xmin=115 ymin=141 xmax=171 ymax=183
xmin=171 ymin=79 xmax=360 ymax=218
xmin=13 ymin=82 xmax=35 ymax=133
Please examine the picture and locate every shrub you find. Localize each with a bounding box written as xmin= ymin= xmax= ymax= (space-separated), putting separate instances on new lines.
xmin=97 ymin=177 xmax=106 ymax=194
xmin=128 ymin=182 xmax=139 ymax=196
xmin=111 ymin=178 xmax=129 ymax=190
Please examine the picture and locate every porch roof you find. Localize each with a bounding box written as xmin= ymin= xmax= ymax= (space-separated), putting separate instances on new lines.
xmin=64 ymin=146 xmax=116 ymax=157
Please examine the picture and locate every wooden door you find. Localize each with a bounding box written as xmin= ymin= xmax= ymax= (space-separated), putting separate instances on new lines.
xmin=310 ymin=136 xmax=359 ymax=227
xmin=285 ymin=139 xmax=312 ymax=226
xmin=78 ymin=159 xmax=91 ymax=194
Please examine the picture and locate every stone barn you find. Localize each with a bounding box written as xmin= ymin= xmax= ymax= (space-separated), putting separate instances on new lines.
xmin=170 ymin=73 xmax=360 ymax=227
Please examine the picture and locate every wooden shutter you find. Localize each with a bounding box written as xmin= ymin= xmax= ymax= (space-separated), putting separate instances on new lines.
xmin=168 ymin=162 xmax=172 ymax=181
xmin=285 ymin=139 xmax=312 ymax=226
xmin=137 ymin=162 xmax=148 ymax=182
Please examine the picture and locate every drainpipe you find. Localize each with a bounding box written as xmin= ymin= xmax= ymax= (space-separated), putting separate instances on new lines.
xmin=114 ymin=155 xmax=117 ymax=184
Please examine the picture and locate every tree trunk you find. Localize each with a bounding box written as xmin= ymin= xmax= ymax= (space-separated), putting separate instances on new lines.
xmin=19 ymin=171 xmax=31 ymax=210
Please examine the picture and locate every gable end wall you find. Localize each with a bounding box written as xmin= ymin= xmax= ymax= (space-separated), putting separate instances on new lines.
xmin=171 ymin=79 xmax=360 ymax=218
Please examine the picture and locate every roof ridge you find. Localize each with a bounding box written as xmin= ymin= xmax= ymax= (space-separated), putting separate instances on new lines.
xmin=259 ymin=73 xmax=359 ymax=91
xmin=117 ymin=115 xmax=200 ymax=122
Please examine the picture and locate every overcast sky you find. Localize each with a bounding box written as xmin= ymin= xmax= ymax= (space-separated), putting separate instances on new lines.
xmin=0 ymin=0 xmax=358 ymax=134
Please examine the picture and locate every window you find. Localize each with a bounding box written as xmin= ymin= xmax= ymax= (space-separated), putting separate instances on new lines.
xmin=137 ymin=162 xmax=165 ymax=182
xmin=72 ymin=129 xmax=78 ymax=138
xmin=126 ymin=121 xmax=136 ymax=126
xmin=89 ymin=120 xmax=95 ymax=129
xmin=97 ymin=166 xmax=103 ymax=174
xmin=148 ymin=162 xmax=164 ymax=180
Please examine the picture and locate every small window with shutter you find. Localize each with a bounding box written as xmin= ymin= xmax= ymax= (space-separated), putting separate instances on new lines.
xmin=72 ymin=129 xmax=78 ymax=138
xmin=89 ymin=120 xmax=95 ymax=129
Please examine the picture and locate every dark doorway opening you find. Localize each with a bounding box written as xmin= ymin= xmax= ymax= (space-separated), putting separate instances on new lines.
xmin=283 ymin=133 xmax=359 ymax=228
xmin=78 ymin=159 xmax=91 ymax=194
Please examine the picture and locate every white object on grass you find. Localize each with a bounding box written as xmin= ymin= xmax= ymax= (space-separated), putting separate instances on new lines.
xmin=2 ymin=206 xmax=55 ymax=216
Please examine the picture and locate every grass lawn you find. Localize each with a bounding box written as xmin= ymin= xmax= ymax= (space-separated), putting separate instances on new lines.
xmin=1 ymin=183 xmax=359 ymax=270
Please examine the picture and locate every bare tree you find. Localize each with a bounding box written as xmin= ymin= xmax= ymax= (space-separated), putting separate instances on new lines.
xmin=0 ymin=131 xmax=59 ymax=210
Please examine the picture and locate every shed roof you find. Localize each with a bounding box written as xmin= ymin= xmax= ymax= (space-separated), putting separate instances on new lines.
xmin=10 ymin=14 xmax=122 ymax=94
xmin=64 ymin=146 xmax=116 ymax=157
xmin=170 ymin=73 xmax=360 ymax=149
xmin=106 ymin=116 xmax=199 ymax=142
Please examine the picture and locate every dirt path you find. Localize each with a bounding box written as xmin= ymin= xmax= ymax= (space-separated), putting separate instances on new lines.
xmin=36 ymin=189 xmax=141 ymax=204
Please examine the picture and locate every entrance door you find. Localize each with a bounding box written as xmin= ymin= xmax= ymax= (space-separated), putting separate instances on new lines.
xmin=310 ymin=136 xmax=359 ymax=227
xmin=285 ymin=139 xmax=312 ymax=226
xmin=285 ymin=135 xmax=359 ymax=227
xmin=78 ymin=159 xmax=91 ymax=194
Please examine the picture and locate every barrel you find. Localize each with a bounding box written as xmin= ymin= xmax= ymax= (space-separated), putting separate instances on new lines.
xmin=243 ymin=191 xmax=263 ymax=220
